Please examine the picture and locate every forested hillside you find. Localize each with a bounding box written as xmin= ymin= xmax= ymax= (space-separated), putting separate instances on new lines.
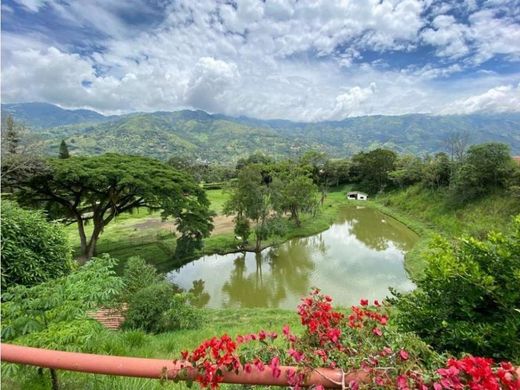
xmin=2 ymin=103 xmax=520 ymax=162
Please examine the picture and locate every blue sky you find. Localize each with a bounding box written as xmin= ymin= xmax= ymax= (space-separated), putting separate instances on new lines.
xmin=2 ymin=0 xmax=520 ymax=120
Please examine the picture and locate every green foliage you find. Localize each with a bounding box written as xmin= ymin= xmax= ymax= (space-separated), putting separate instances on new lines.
xmin=123 ymin=283 xmax=202 ymax=333
xmin=271 ymin=164 xmax=319 ymax=226
xmin=224 ymin=164 xmax=273 ymax=251
xmin=323 ymin=158 xmax=351 ymax=187
xmin=1 ymin=255 xmax=123 ymax=347
xmin=15 ymin=154 xmax=213 ymax=259
xmin=3 ymin=114 xmax=19 ymax=154
xmin=1 ymin=200 xmax=73 ymax=289
xmin=58 ymin=139 xmax=70 ymax=159
xmin=450 ymin=143 xmax=514 ymax=203
xmin=421 ymin=152 xmax=451 ymax=189
xmin=390 ymin=154 xmax=424 ymax=188
xmin=351 ymin=148 xmax=397 ymax=193
xmin=391 ymin=216 xmax=520 ymax=360
xmin=121 ymin=256 xmax=163 ymax=298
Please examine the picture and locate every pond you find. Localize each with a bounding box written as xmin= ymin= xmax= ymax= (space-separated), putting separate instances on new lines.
xmin=166 ymin=206 xmax=418 ymax=309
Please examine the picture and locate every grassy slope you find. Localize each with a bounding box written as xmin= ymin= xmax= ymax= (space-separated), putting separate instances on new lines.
xmin=371 ymin=184 xmax=520 ymax=278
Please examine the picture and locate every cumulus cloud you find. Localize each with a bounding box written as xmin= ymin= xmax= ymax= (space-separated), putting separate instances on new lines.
xmin=2 ymin=0 xmax=520 ymax=120
xmin=329 ymin=83 xmax=377 ymax=119
xmin=440 ymin=84 xmax=520 ymax=114
xmin=421 ymin=15 xmax=469 ymax=58
xmin=185 ymin=57 xmax=240 ymax=112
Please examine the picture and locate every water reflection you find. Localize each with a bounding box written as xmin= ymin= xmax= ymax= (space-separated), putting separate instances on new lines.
xmin=166 ymin=206 xmax=417 ymax=309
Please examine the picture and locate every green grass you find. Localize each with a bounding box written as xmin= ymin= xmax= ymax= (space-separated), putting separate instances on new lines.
xmin=4 ymin=308 xmax=301 ymax=390
xmin=371 ymin=184 xmax=520 ymax=279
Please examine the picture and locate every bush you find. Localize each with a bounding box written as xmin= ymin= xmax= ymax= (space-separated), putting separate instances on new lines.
xmin=1 ymin=255 xmax=123 ymax=347
xmin=1 ymin=200 xmax=74 ymax=288
xmin=121 ymin=256 xmax=163 ymax=298
xmin=123 ymin=282 xmax=201 ymax=333
xmin=391 ymin=215 xmax=520 ymax=361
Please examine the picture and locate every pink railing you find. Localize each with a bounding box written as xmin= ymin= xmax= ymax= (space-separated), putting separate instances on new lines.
xmin=1 ymin=343 xmax=365 ymax=387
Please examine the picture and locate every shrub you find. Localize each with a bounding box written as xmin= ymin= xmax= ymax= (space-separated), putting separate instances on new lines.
xmin=123 ymin=282 xmax=201 ymax=333
xmin=1 ymin=200 xmax=74 ymax=288
xmin=1 ymin=255 xmax=123 ymax=347
xmin=391 ymin=215 xmax=520 ymax=361
xmin=121 ymin=256 xmax=163 ymax=298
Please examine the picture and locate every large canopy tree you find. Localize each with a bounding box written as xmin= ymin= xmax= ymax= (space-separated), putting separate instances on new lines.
xmin=16 ymin=154 xmax=213 ymax=261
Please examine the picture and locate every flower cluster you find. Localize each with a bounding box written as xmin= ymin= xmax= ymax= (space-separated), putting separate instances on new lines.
xmin=176 ymin=289 xmax=520 ymax=390
xmin=434 ymin=357 xmax=520 ymax=390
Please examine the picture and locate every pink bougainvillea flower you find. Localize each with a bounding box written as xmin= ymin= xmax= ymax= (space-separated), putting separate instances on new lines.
xmin=399 ymin=349 xmax=409 ymax=361
xmin=372 ymin=327 xmax=383 ymax=336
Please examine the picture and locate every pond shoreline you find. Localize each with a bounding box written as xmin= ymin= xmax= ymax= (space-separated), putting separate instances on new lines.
xmin=170 ymin=193 xmax=428 ymax=283
xmin=168 ymin=203 xmax=418 ymax=309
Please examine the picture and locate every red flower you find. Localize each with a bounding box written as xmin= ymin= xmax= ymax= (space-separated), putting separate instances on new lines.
xmin=288 ymin=348 xmax=304 ymax=363
xmin=397 ymin=375 xmax=410 ymax=390
xmin=360 ymin=299 xmax=369 ymax=306
xmin=399 ymin=350 xmax=409 ymax=361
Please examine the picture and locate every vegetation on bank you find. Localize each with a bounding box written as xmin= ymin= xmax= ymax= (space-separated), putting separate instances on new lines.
xmin=2 ymin=114 xmax=520 ymax=389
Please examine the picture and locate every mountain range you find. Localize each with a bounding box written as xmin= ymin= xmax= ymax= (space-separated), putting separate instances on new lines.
xmin=2 ymin=102 xmax=520 ymax=162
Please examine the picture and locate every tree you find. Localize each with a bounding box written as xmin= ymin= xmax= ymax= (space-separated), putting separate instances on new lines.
xmin=389 ymin=154 xmax=424 ymax=188
xmin=224 ymin=164 xmax=279 ymax=252
xmin=271 ymin=164 xmax=319 ymax=226
xmin=323 ymin=158 xmax=351 ymax=187
xmin=4 ymin=114 xmax=19 ymax=154
xmin=450 ymin=143 xmax=513 ymax=202
xmin=58 ymin=139 xmax=70 ymax=159
xmin=443 ymin=130 xmax=470 ymax=162
xmin=15 ymin=154 xmax=214 ymax=261
xmin=422 ymin=152 xmax=451 ymax=189
xmin=391 ymin=216 xmax=520 ymax=360
xmin=1 ymin=115 xmax=46 ymax=190
xmin=351 ymin=148 xmax=397 ymax=193
xmin=1 ymin=201 xmax=74 ymax=289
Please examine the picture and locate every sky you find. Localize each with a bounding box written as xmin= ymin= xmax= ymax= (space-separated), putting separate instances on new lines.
xmin=2 ymin=0 xmax=520 ymax=121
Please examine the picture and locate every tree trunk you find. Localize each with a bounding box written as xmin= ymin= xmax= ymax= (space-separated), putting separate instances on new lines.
xmin=81 ymin=222 xmax=103 ymax=260
xmin=77 ymin=219 xmax=88 ymax=257
xmin=255 ymin=236 xmax=261 ymax=252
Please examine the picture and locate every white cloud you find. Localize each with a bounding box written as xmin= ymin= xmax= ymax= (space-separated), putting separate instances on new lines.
xmin=185 ymin=57 xmax=240 ymax=112
xmin=328 ymin=83 xmax=378 ymax=119
xmin=421 ymin=15 xmax=470 ymax=58
xmin=2 ymin=0 xmax=520 ymax=120
xmin=440 ymin=83 xmax=520 ymax=114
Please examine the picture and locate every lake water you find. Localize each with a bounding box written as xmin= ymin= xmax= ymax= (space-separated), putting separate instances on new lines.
xmin=166 ymin=206 xmax=418 ymax=309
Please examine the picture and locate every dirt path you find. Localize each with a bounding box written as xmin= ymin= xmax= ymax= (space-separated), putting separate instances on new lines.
xmin=131 ymin=215 xmax=235 ymax=236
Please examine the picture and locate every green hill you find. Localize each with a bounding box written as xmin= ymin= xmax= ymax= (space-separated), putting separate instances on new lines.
xmin=4 ymin=103 xmax=520 ymax=162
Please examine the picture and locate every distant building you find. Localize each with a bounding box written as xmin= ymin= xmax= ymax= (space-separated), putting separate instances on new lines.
xmin=347 ymin=191 xmax=368 ymax=201
xmin=513 ymin=156 xmax=520 ymax=165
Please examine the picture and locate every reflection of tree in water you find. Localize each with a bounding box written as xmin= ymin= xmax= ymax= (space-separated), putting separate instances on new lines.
xmin=189 ymin=279 xmax=210 ymax=308
xmin=221 ymin=240 xmax=316 ymax=308
xmin=342 ymin=207 xmax=416 ymax=252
